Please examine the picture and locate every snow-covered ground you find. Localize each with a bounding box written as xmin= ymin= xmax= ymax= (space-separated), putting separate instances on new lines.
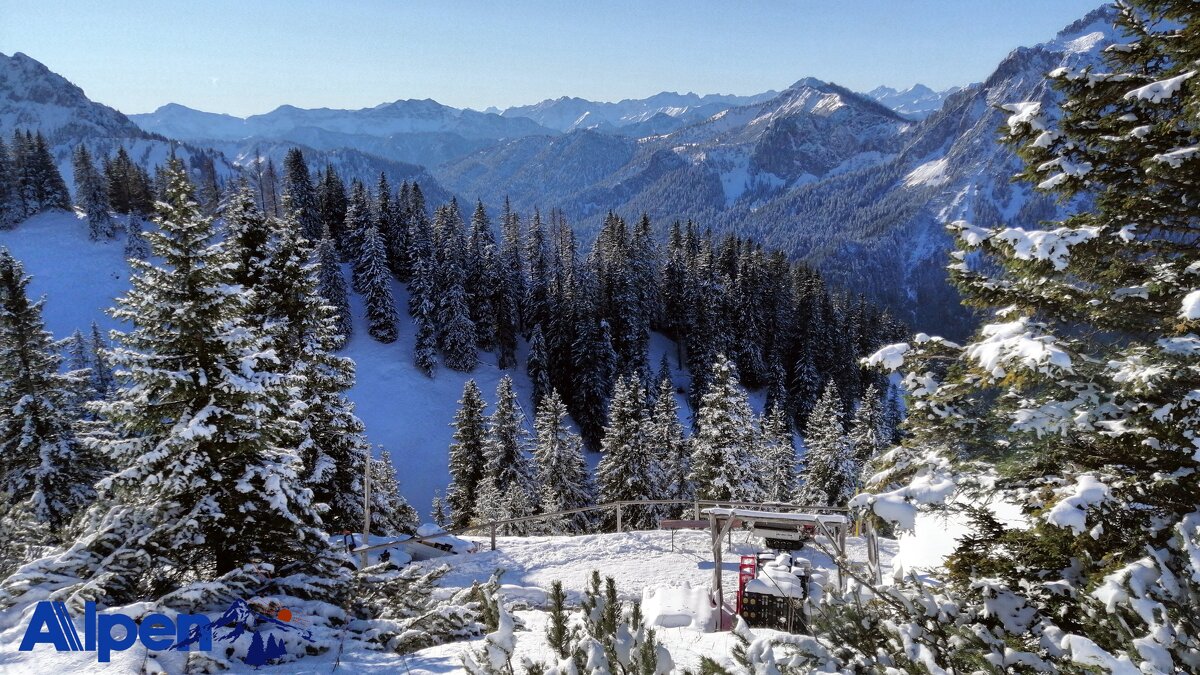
xmin=0 ymin=528 xmax=896 ymax=673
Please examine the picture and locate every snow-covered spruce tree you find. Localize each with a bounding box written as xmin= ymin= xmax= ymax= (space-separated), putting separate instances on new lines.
xmin=689 ymin=354 xmax=762 ymax=502
xmin=281 ymin=147 xmax=321 ymax=242
xmin=223 ymin=180 xmax=271 ymax=291
xmin=848 ymin=382 xmax=885 ymax=488
xmin=346 ymin=180 xmax=374 ymax=291
xmin=532 ymin=389 xmax=595 ymax=534
xmin=648 ymin=374 xmax=692 ymax=515
xmin=316 ymin=228 xmax=352 ymax=348
xmin=0 ymin=137 xmax=18 ymax=228
xmin=495 ymin=198 xmax=523 ymax=370
xmin=448 ymin=380 xmax=488 ymax=529
xmin=794 ymin=381 xmax=853 ymax=507
xmin=412 ymin=256 xmax=439 ymax=377
xmin=0 ymin=250 xmax=98 ymax=536
xmin=467 ymin=200 xmax=500 ymax=352
xmin=257 ymin=208 xmax=416 ymax=535
xmin=439 ymin=278 xmax=478 ymax=372
xmin=72 ymin=145 xmax=115 ymax=240
xmin=122 ymin=214 xmax=149 ymax=260
xmin=480 ymin=376 xmax=536 ymax=511
xmin=597 ymin=375 xmax=660 ymax=529
xmin=526 ymin=323 xmax=552 ymax=410
xmin=759 ymin=403 xmax=797 ymax=503
xmin=845 ymin=4 xmax=1200 ymax=671
xmin=0 ymin=161 xmax=340 ymax=611
xmin=370 ymin=448 xmax=419 ymax=534
xmin=88 ymin=321 xmax=115 ymax=398
xmin=360 ymin=224 xmax=399 ymax=343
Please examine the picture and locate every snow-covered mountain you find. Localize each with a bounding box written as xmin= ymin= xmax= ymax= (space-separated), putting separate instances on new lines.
xmin=130 ymin=99 xmax=555 ymax=168
xmin=499 ymin=90 xmax=779 ymax=133
xmin=0 ymin=51 xmax=232 ymax=187
xmin=865 ymin=84 xmax=962 ymax=119
xmin=721 ymin=6 xmax=1124 ymax=335
xmin=437 ymin=77 xmax=907 ymax=227
xmin=438 ymin=7 xmax=1123 ymax=336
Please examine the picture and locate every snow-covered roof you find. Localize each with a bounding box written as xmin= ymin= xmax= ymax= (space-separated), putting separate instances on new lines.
xmin=701 ymin=507 xmax=847 ymax=525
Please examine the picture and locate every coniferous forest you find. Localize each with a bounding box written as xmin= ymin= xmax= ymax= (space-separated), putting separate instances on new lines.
xmin=0 ymin=1 xmax=1197 ymax=673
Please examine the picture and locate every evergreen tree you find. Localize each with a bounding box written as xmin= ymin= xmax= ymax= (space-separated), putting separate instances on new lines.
xmin=316 ymin=229 xmax=352 ymax=348
xmin=223 ymin=180 xmax=270 ymax=290
xmin=346 ymin=180 xmax=373 ymax=287
xmin=88 ymin=321 xmax=114 ymax=399
xmin=689 ymin=354 xmax=761 ymax=502
xmin=494 ymin=198 xmax=522 ymax=369
xmin=759 ymin=404 xmax=796 ymax=503
xmin=850 ymin=6 xmax=1200 ymax=669
xmin=532 ymin=389 xmax=594 ymax=534
xmin=411 ymin=256 xmax=439 ymax=377
xmin=648 ymin=375 xmax=691 ymax=514
xmin=447 ymin=380 xmax=488 ymax=529
xmin=570 ymin=311 xmax=616 ymax=449
xmin=480 ymin=376 xmax=534 ymax=509
xmin=0 ymin=161 xmax=338 ymax=610
xmin=317 ymin=164 xmax=347 ymax=250
xmin=73 ymin=145 xmax=115 ymax=239
xmin=360 ymin=225 xmax=399 ymax=343
xmin=260 ymin=210 xmax=408 ymax=534
xmin=466 ymin=200 xmax=500 ymax=351
xmin=104 ymin=147 xmax=152 ymax=216
xmin=371 ymin=448 xmax=419 ymax=534
xmin=525 ymin=323 xmax=552 ymax=410
xmin=795 ymin=382 xmax=853 ymax=507
xmin=848 ymin=383 xmax=884 ymax=488
xmin=0 ymin=137 xmax=18 ymax=228
xmin=0 ymin=250 xmax=97 ymax=533
xmin=281 ymin=148 xmax=321 ymax=242
xmin=29 ymin=132 xmax=70 ymax=213
xmin=122 ymin=214 xmax=150 ymax=260
xmin=596 ymin=376 xmax=658 ymax=529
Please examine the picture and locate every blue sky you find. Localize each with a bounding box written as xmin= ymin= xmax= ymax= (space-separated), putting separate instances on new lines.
xmin=1 ymin=1 xmax=1104 ymax=116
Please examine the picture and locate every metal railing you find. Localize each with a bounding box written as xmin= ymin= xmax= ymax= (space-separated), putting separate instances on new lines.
xmin=353 ymin=499 xmax=851 ymax=555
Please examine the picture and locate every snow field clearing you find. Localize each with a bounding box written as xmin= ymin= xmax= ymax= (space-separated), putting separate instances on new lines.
xmin=398 ymin=529 xmax=897 ymax=673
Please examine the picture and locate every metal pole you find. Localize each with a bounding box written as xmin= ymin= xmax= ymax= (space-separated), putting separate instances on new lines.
xmin=361 ymin=446 xmax=371 ymax=570
xmin=616 ymin=503 xmax=623 ymax=533
xmin=709 ymin=510 xmax=721 ymax=631
xmin=693 ymin=500 xmax=700 ymax=520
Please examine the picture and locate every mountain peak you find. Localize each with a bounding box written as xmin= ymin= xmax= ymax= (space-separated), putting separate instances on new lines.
xmin=788 ymin=76 xmax=830 ymax=91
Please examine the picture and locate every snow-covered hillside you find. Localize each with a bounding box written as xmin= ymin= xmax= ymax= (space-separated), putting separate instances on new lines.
xmin=0 ymin=211 xmax=501 ymax=516
xmin=0 ymin=211 xmax=717 ymax=519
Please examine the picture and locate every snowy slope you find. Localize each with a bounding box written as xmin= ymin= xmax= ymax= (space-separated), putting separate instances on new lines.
xmin=0 ymin=211 xmax=129 ymax=337
xmin=0 ymin=212 xmax=726 ymax=520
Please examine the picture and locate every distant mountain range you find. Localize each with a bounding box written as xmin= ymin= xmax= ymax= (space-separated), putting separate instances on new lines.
xmin=865 ymin=84 xmax=963 ymax=120
xmin=0 ymin=5 xmax=1122 ymax=335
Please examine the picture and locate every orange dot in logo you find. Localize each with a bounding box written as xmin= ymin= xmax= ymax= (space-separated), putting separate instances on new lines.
xmin=277 ymin=608 xmax=292 ymax=622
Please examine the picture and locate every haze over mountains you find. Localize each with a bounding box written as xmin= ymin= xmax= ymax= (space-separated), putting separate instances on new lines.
xmin=1 ymin=5 xmax=1118 ymax=336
